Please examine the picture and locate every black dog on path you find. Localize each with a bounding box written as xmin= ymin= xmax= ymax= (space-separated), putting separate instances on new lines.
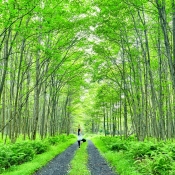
xmin=81 ymin=138 xmax=86 ymax=142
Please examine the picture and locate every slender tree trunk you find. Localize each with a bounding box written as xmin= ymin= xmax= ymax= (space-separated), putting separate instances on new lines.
xmin=0 ymin=29 xmax=10 ymax=100
xmin=32 ymin=51 xmax=40 ymax=140
xmin=103 ymin=102 xmax=106 ymax=136
xmin=41 ymin=88 xmax=47 ymax=139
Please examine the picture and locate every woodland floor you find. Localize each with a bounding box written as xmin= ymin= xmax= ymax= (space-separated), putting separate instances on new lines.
xmin=33 ymin=140 xmax=117 ymax=175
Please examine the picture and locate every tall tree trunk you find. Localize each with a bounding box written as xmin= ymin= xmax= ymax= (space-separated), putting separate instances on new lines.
xmin=32 ymin=52 xmax=40 ymax=140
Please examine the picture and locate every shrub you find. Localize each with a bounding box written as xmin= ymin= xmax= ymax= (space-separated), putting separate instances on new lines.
xmin=151 ymin=153 xmax=173 ymax=174
xmin=0 ymin=135 xmax=74 ymax=174
xmin=10 ymin=142 xmax=35 ymax=165
xmin=0 ymin=140 xmax=48 ymax=173
xmin=93 ymin=136 xmax=175 ymax=175
xmin=110 ymin=142 xmax=128 ymax=151
xmin=47 ymin=134 xmax=76 ymax=145
xmin=30 ymin=141 xmax=49 ymax=154
xmin=129 ymin=142 xmax=157 ymax=159
xmin=68 ymin=134 xmax=76 ymax=139
xmin=47 ymin=136 xmax=60 ymax=145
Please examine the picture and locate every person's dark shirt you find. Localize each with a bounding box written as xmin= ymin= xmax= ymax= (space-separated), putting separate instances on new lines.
xmin=78 ymin=128 xmax=80 ymax=135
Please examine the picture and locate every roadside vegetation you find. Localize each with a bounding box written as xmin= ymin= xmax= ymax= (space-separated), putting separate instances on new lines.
xmin=68 ymin=141 xmax=90 ymax=175
xmin=92 ymin=136 xmax=175 ymax=175
xmin=0 ymin=134 xmax=76 ymax=175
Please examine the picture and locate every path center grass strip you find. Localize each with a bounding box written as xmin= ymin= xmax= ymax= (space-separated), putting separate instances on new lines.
xmin=0 ymin=138 xmax=76 ymax=175
xmin=68 ymin=141 xmax=90 ymax=175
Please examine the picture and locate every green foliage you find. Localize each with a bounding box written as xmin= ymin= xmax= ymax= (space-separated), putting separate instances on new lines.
xmin=0 ymin=134 xmax=76 ymax=174
xmin=30 ymin=141 xmax=49 ymax=154
xmin=47 ymin=134 xmax=76 ymax=145
xmin=0 ymin=140 xmax=48 ymax=173
xmin=91 ymin=136 xmax=142 ymax=175
xmin=92 ymin=136 xmax=175 ymax=175
xmin=129 ymin=142 xmax=157 ymax=159
xmin=47 ymin=136 xmax=62 ymax=145
xmin=151 ymin=153 xmax=173 ymax=174
xmin=98 ymin=136 xmax=129 ymax=152
xmin=110 ymin=142 xmax=128 ymax=151
xmin=1 ymin=136 xmax=76 ymax=175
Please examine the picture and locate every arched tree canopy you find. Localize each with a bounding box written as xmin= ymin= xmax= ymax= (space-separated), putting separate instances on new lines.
xmin=0 ymin=0 xmax=175 ymax=141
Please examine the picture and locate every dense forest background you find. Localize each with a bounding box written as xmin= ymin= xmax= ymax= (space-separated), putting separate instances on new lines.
xmin=0 ymin=0 xmax=174 ymax=143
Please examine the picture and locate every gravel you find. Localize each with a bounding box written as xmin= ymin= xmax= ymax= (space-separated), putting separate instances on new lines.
xmin=33 ymin=140 xmax=118 ymax=175
xmin=33 ymin=142 xmax=78 ymax=175
xmin=87 ymin=140 xmax=117 ymax=175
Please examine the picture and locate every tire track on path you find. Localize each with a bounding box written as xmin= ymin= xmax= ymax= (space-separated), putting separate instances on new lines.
xmin=33 ymin=140 xmax=118 ymax=175
xmin=87 ymin=140 xmax=117 ymax=175
xmin=33 ymin=142 xmax=77 ymax=175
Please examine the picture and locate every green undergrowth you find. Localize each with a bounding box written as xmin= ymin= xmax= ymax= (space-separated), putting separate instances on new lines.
xmin=91 ymin=136 xmax=175 ymax=175
xmin=68 ymin=141 xmax=90 ymax=175
xmin=0 ymin=134 xmax=76 ymax=175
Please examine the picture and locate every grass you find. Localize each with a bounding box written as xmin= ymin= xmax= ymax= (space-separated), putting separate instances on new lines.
xmin=0 ymin=138 xmax=76 ymax=175
xmin=68 ymin=141 xmax=90 ymax=175
xmin=91 ymin=137 xmax=143 ymax=175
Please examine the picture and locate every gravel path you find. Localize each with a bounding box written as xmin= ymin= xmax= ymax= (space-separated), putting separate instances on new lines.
xmin=33 ymin=142 xmax=78 ymax=175
xmin=87 ymin=140 xmax=117 ymax=175
xmin=33 ymin=140 xmax=118 ymax=175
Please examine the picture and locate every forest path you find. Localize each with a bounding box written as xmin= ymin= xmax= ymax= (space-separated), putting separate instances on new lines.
xmin=33 ymin=140 xmax=117 ymax=175
xmin=33 ymin=142 xmax=77 ymax=175
xmin=87 ymin=140 xmax=117 ymax=175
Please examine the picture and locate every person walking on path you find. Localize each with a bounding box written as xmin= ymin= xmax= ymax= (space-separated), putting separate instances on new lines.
xmin=77 ymin=124 xmax=82 ymax=148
